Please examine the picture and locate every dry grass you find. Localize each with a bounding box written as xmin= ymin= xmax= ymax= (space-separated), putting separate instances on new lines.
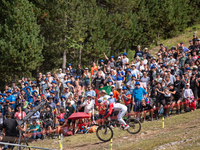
xmin=29 ymin=109 xmax=200 ymax=150
xmin=28 ymin=25 xmax=200 ymax=150
xmin=149 ymin=24 xmax=200 ymax=55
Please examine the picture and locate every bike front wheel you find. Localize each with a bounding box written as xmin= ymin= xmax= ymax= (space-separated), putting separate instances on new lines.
xmin=96 ymin=125 xmax=113 ymax=142
xmin=126 ymin=118 xmax=141 ymax=134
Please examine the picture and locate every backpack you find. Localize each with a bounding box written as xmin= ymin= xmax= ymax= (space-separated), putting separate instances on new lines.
xmin=64 ymin=111 xmax=71 ymax=119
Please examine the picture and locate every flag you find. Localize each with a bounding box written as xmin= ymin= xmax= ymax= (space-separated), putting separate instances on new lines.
xmin=98 ymin=86 xmax=111 ymax=95
xmin=94 ymin=86 xmax=111 ymax=106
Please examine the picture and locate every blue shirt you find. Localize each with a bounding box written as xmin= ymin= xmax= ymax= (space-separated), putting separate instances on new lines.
xmin=136 ymin=51 xmax=144 ymax=57
xmin=5 ymin=95 xmax=16 ymax=109
xmin=69 ymin=68 xmax=76 ymax=77
xmin=117 ymin=71 xmax=125 ymax=81
xmin=124 ymin=90 xmax=132 ymax=101
xmin=53 ymin=96 xmax=59 ymax=104
xmin=110 ymin=75 xmax=116 ymax=81
xmin=126 ymin=74 xmax=132 ymax=83
xmin=108 ymin=98 xmax=117 ymax=104
xmin=132 ymin=87 xmax=147 ymax=102
xmin=49 ymin=102 xmax=57 ymax=111
xmin=0 ymin=98 xmax=4 ymax=110
xmin=30 ymin=110 xmax=40 ymax=119
xmin=183 ymin=47 xmax=189 ymax=52
xmin=26 ymin=91 xmax=33 ymax=104
xmin=12 ymin=91 xmax=20 ymax=100
xmin=85 ymin=90 xmax=96 ymax=98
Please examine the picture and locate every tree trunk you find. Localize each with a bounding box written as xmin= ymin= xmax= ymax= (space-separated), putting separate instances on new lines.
xmin=79 ymin=44 xmax=82 ymax=64
xmin=62 ymin=51 xmax=66 ymax=72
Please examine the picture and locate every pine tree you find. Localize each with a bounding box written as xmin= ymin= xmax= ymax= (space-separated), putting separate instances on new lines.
xmin=0 ymin=0 xmax=43 ymax=85
xmin=30 ymin=0 xmax=80 ymax=72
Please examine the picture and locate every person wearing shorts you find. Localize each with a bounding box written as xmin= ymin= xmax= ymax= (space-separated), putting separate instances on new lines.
xmin=132 ymin=81 xmax=148 ymax=119
xmin=76 ymin=119 xmax=88 ymax=134
xmin=164 ymin=87 xmax=171 ymax=117
xmin=167 ymin=83 xmax=182 ymax=115
xmin=56 ymin=119 xmax=72 ymax=136
xmin=155 ymin=81 xmax=166 ymax=119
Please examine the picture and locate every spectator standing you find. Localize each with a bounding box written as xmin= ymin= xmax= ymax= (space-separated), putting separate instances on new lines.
xmin=14 ymin=105 xmax=26 ymax=120
xmin=5 ymin=90 xmax=16 ymax=109
xmin=56 ymin=68 xmax=65 ymax=80
xmin=122 ymin=86 xmax=132 ymax=118
xmin=132 ymin=81 xmax=148 ymax=119
xmin=74 ymin=81 xmax=82 ymax=96
xmin=85 ymin=85 xmax=96 ymax=104
xmin=122 ymin=53 xmax=129 ymax=69
xmin=12 ymin=87 xmax=20 ymax=100
xmin=82 ymin=95 xmax=94 ymax=125
xmin=83 ymin=68 xmax=91 ymax=90
xmin=1 ymin=112 xmax=26 ymax=150
xmin=77 ymin=96 xmax=85 ymax=112
xmin=92 ymin=72 xmax=104 ymax=89
xmin=42 ymin=78 xmax=51 ymax=94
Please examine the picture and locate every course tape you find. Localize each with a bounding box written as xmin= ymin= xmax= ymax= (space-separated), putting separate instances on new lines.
xmin=22 ymin=98 xmax=200 ymax=138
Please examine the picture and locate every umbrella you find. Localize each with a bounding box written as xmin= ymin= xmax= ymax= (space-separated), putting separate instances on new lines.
xmin=68 ymin=112 xmax=90 ymax=120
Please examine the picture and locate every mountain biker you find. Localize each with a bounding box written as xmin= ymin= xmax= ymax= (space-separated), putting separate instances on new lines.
xmin=97 ymin=99 xmax=129 ymax=130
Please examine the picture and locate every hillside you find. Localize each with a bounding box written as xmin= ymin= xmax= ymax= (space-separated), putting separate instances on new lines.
xmin=149 ymin=24 xmax=200 ymax=55
xmin=30 ymin=109 xmax=200 ymax=150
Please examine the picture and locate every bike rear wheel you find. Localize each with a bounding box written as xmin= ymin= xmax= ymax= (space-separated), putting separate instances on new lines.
xmin=96 ymin=125 xmax=113 ymax=142
xmin=126 ymin=118 xmax=141 ymax=134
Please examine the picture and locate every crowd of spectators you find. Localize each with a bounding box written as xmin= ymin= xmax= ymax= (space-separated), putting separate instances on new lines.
xmin=0 ymin=34 xmax=200 ymax=142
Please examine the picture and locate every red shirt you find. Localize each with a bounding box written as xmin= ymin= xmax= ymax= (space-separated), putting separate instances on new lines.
xmin=123 ymin=94 xmax=132 ymax=105
xmin=98 ymin=104 xmax=106 ymax=115
xmin=78 ymin=123 xmax=86 ymax=130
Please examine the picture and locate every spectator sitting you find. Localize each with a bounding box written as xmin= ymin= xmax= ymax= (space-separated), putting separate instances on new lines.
xmin=56 ymin=119 xmax=72 ymax=136
xmin=28 ymin=119 xmax=41 ymax=140
xmin=75 ymin=119 xmax=88 ymax=134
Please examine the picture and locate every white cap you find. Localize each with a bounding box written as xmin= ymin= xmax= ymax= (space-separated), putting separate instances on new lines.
xmin=59 ymin=68 xmax=62 ymax=71
xmin=131 ymin=64 xmax=136 ymax=66
xmin=118 ymin=56 xmax=121 ymax=59
xmin=186 ymin=83 xmax=190 ymax=86
xmin=101 ymin=90 xmax=107 ymax=94
xmin=109 ymin=92 xmax=113 ymax=96
xmin=111 ymin=85 xmax=115 ymax=87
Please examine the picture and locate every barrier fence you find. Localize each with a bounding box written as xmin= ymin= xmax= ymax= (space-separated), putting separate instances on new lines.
xmin=1 ymin=97 xmax=199 ymax=149
xmin=23 ymin=97 xmax=200 ymax=137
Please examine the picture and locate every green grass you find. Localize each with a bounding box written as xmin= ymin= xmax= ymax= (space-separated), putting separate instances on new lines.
xmin=29 ymin=109 xmax=200 ymax=150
